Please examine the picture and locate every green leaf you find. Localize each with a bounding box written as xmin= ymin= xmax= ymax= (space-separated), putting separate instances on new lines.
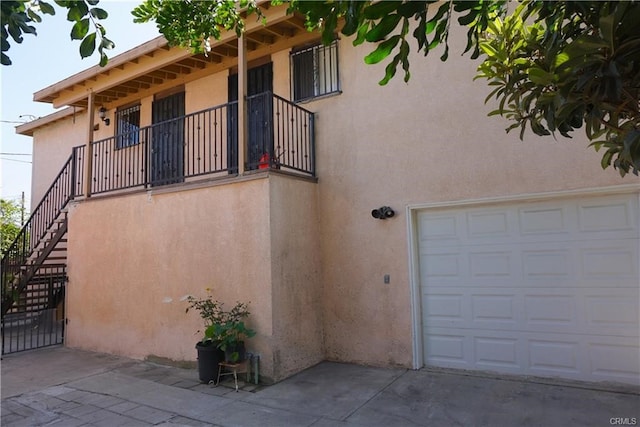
xmin=100 ymin=36 xmax=115 ymax=50
xmin=400 ymin=39 xmax=410 ymax=82
xmin=39 ymin=1 xmax=56 ymax=15
xmin=553 ymin=52 xmax=569 ymax=68
xmin=570 ymin=35 xmax=608 ymax=53
xmin=79 ymin=32 xmax=96 ymax=58
xmin=364 ymin=36 xmax=400 ymax=64
xmin=70 ymin=18 xmax=89 ymax=40
xmin=365 ymin=14 xmax=402 ymax=43
xmin=67 ymin=3 xmax=89 ymax=22
xmin=453 ymin=1 xmax=478 ymax=12
xmin=90 ymin=7 xmax=108 ymax=20
xmin=353 ymin=22 xmax=369 ymax=47
xmin=479 ymin=41 xmax=498 ymax=58
xmin=598 ymin=12 xmax=615 ymax=48
xmin=27 ymin=9 xmax=42 ymax=23
xmin=15 ymin=18 xmax=37 ymax=36
xmin=528 ymin=67 xmax=554 ymax=85
xmin=363 ymin=1 xmax=402 ymax=20
xmin=601 ymin=149 xmax=613 ymax=169
xmin=397 ymin=1 xmax=427 ymax=18
xmin=379 ymin=55 xmax=400 ymax=85
xmin=458 ymin=11 xmax=477 ymax=26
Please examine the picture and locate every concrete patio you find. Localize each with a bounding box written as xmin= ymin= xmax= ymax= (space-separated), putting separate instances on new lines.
xmin=2 ymin=347 xmax=638 ymax=426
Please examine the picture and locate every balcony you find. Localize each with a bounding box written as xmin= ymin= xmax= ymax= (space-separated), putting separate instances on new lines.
xmin=75 ymin=91 xmax=315 ymax=197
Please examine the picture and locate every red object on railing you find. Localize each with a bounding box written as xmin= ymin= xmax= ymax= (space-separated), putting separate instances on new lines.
xmin=258 ymin=153 xmax=270 ymax=169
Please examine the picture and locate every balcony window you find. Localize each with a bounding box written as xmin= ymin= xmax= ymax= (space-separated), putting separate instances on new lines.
xmin=291 ymin=40 xmax=340 ymax=102
xmin=115 ymin=104 xmax=140 ymax=148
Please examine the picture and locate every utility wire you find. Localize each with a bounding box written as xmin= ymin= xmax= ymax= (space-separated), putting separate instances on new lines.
xmin=0 ymin=153 xmax=32 ymax=156
xmin=0 ymin=157 xmax=32 ymax=164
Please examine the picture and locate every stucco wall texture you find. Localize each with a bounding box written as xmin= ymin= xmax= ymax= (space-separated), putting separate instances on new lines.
xmin=66 ymin=175 xmax=323 ymax=382
xmin=29 ymin=25 xmax=632 ymax=383
xmin=303 ymin=36 xmax=627 ymax=369
xmin=31 ymin=109 xmax=87 ymax=205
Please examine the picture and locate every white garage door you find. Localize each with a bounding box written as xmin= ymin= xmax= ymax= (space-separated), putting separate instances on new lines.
xmin=417 ymin=192 xmax=640 ymax=385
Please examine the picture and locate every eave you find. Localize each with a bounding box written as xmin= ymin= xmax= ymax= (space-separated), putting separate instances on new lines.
xmin=16 ymin=107 xmax=83 ymax=136
xmin=32 ymin=3 xmax=316 ymax=110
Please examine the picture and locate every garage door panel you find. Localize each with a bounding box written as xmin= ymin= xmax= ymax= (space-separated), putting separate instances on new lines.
xmin=424 ymin=287 xmax=638 ymax=336
xmin=425 ymin=327 xmax=640 ymax=383
xmin=419 ymin=214 xmax=462 ymax=241
xmin=420 ymin=252 xmax=462 ymax=280
xmin=518 ymin=204 xmax=571 ymax=235
xmin=471 ymin=294 xmax=517 ymax=323
xmin=466 ymin=210 xmax=513 ymax=238
xmin=589 ymin=340 xmax=640 ymax=381
xmin=474 ymin=336 xmax=521 ymax=370
xmin=419 ymin=195 xmax=637 ymax=248
xmin=580 ymin=239 xmax=639 ymax=281
xmin=424 ymin=332 xmax=470 ymax=368
xmin=585 ymin=291 xmax=640 ymax=333
xmin=418 ymin=193 xmax=640 ymax=385
xmin=423 ymin=239 xmax=638 ymax=287
xmin=528 ymin=339 xmax=581 ymax=375
xmin=524 ymin=294 xmax=578 ymax=329
xmin=578 ymin=196 xmax=637 ymax=232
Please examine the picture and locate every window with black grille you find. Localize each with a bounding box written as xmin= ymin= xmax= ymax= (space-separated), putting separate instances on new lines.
xmin=115 ymin=104 xmax=140 ymax=148
xmin=290 ymin=40 xmax=340 ymax=102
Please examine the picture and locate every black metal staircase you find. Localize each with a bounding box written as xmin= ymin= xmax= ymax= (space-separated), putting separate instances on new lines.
xmin=1 ymin=152 xmax=78 ymax=354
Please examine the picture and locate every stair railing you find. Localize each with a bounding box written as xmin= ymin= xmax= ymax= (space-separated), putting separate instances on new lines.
xmin=1 ymin=148 xmax=80 ymax=315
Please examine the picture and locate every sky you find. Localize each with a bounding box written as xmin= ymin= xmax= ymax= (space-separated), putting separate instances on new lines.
xmin=0 ymin=0 xmax=160 ymax=212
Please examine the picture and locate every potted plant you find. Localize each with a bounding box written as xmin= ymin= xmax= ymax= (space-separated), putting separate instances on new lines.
xmin=185 ymin=292 xmax=226 ymax=383
xmin=211 ymin=301 xmax=256 ymax=363
xmin=185 ymin=292 xmax=256 ymax=382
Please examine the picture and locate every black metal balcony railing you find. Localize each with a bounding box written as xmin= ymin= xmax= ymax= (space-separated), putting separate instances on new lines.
xmin=2 ymin=92 xmax=314 ymax=317
xmin=246 ymin=93 xmax=315 ymax=174
xmin=88 ymin=92 xmax=315 ymax=194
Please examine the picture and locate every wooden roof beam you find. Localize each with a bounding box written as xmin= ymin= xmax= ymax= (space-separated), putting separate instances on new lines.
xmin=246 ymin=32 xmax=276 ymax=45
xmin=263 ymin=25 xmax=295 ymax=38
xmin=43 ymin=4 xmax=294 ymax=108
xmin=118 ymin=81 xmax=151 ymax=90
xmin=179 ymin=58 xmax=207 ymax=69
xmin=162 ymin=64 xmax=192 ymax=75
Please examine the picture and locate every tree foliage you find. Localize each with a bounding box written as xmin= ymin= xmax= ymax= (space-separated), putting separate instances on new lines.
xmin=476 ymin=2 xmax=640 ymax=176
xmin=4 ymin=0 xmax=639 ymax=175
xmin=130 ymin=0 xmax=640 ymax=176
xmin=131 ymin=0 xmax=263 ymax=55
xmin=1 ymin=199 xmax=24 ymax=254
xmin=1 ymin=0 xmax=114 ymax=66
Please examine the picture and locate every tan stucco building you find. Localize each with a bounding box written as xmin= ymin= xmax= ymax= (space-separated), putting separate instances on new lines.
xmin=6 ymin=4 xmax=639 ymax=386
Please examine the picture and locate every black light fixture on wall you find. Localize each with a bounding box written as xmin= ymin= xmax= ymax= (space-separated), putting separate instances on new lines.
xmin=98 ymin=106 xmax=110 ymax=126
xmin=371 ymin=206 xmax=395 ymax=220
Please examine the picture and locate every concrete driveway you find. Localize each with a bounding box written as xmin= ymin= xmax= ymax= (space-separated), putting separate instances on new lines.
xmin=2 ymin=347 xmax=638 ymax=426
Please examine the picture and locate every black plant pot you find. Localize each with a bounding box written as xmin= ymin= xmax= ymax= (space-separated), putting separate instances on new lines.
xmin=224 ymin=341 xmax=246 ymax=363
xmin=196 ymin=341 xmax=224 ymax=384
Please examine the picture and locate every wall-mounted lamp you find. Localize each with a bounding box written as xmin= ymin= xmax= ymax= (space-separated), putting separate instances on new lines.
xmin=371 ymin=206 xmax=395 ymax=220
xmin=98 ymin=106 xmax=110 ymax=126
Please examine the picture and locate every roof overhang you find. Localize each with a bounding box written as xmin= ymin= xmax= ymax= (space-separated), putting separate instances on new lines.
xmin=34 ymin=3 xmax=319 ymax=109
xmin=16 ymin=107 xmax=83 ymax=136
